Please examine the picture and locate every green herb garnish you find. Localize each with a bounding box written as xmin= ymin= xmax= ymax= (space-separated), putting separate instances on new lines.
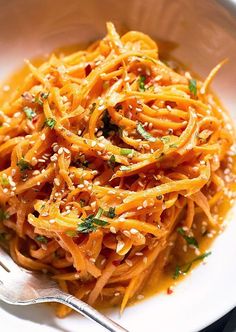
xmin=0 ymin=175 xmax=9 ymax=186
xmin=23 ymin=106 xmax=36 ymax=120
xmin=100 ymin=110 xmax=119 ymax=138
xmin=173 ymin=252 xmax=211 ymax=279
xmin=106 ymin=207 xmax=116 ymax=219
xmin=35 ymin=235 xmax=48 ymax=244
xmin=138 ymin=76 xmax=146 ymax=92
xmin=95 ymin=207 xmax=104 ymax=219
xmin=108 ymin=155 xmax=116 ymax=170
xmin=0 ymin=209 xmax=9 ymax=222
xmin=17 ymin=158 xmax=32 ymax=172
xmin=137 ymin=123 xmax=156 ymax=142
xmin=169 ymin=143 xmax=178 ymax=148
xmin=77 ymin=213 xmax=109 ymax=233
xmin=189 ymin=79 xmax=197 ymax=97
xmin=120 ymin=148 xmax=133 ymax=156
xmin=45 ymin=118 xmax=56 ymax=129
xmin=79 ymin=199 xmax=85 ymax=207
xmin=160 ymin=136 xmax=170 ymax=144
xmin=177 ymin=227 xmax=199 ymax=247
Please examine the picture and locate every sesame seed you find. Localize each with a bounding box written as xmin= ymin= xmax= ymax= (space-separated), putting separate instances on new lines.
xmin=110 ymin=226 xmax=117 ymax=234
xmin=3 ymin=188 xmax=8 ymax=193
xmin=135 ymin=252 xmax=143 ymax=256
xmin=143 ymin=256 xmax=148 ymax=264
xmin=33 ymin=170 xmax=40 ymax=175
xmin=130 ymin=228 xmax=138 ymax=234
xmin=116 ymin=241 xmax=125 ymax=252
xmin=142 ymin=200 xmax=148 ymax=208
xmin=50 ymin=154 xmax=58 ymax=162
xmin=125 ymin=259 xmax=133 ymax=267
xmin=91 ymin=141 xmax=96 ymax=147
xmin=54 ymin=178 xmax=60 ymax=186
xmin=114 ymin=292 xmax=120 ymax=297
xmin=137 ymin=294 xmax=144 ymax=300
xmin=40 ymin=133 xmax=46 ymax=141
xmin=58 ymin=147 xmax=64 ymax=155
xmin=49 ymin=219 xmax=55 ymax=224
xmin=123 ymin=230 xmax=130 ymax=237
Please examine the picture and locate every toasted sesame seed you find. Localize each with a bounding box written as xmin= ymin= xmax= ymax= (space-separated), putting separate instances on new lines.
xmin=143 ymin=256 xmax=148 ymax=264
xmin=130 ymin=228 xmax=138 ymax=234
xmin=54 ymin=178 xmax=60 ymax=186
xmin=110 ymin=226 xmax=117 ymax=234
xmin=137 ymin=294 xmax=144 ymax=300
xmin=40 ymin=133 xmax=46 ymax=141
xmin=125 ymin=259 xmax=133 ymax=267
xmin=142 ymin=200 xmax=148 ymax=208
xmin=116 ymin=241 xmax=125 ymax=252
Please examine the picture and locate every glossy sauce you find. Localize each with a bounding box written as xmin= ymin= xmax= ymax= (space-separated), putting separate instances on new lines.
xmin=1 ymin=46 xmax=236 ymax=309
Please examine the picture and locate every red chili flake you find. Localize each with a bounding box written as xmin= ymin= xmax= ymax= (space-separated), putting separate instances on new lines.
xmin=167 ymin=287 xmax=174 ymax=295
xmin=85 ymin=64 xmax=92 ymax=76
xmin=112 ymin=260 xmax=121 ymax=266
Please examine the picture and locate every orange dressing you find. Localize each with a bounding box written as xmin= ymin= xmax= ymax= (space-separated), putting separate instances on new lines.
xmin=0 ymin=44 xmax=236 ymax=311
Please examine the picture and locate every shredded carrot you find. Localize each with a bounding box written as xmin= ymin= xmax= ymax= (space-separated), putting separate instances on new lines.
xmin=0 ymin=22 xmax=235 ymax=317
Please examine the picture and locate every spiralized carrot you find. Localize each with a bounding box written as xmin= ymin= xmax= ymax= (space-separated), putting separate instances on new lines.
xmin=0 ymin=22 xmax=235 ymax=317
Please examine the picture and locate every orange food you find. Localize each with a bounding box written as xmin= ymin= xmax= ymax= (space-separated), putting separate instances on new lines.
xmin=0 ymin=22 xmax=235 ymax=316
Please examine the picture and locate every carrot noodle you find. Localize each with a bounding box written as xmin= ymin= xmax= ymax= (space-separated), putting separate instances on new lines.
xmin=0 ymin=22 xmax=235 ymax=316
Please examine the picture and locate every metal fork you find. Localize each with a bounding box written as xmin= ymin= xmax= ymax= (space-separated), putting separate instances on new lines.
xmin=0 ymin=245 xmax=128 ymax=332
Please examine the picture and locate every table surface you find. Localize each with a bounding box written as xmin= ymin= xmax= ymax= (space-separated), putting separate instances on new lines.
xmin=201 ymin=308 xmax=236 ymax=332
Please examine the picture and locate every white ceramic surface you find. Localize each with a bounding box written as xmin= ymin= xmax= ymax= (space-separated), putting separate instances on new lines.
xmin=0 ymin=0 xmax=236 ymax=331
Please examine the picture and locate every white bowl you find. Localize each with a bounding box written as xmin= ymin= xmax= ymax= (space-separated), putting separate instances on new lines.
xmin=0 ymin=0 xmax=236 ymax=331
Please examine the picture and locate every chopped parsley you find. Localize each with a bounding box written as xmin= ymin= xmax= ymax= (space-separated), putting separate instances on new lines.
xmin=105 ymin=207 xmax=116 ymax=219
xmin=100 ymin=110 xmax=119 ymax=138
xmin=17 ymin=158 xmax=32 ymax=172
xmin=173 ymin=252 xmax=212 ymax=279
xmin=89 ymin=102 xmax=96 ymax=113
xmin=79 ymin=199 xmax=85 ymax=207
xmin=188 ymin=79 xmax=197 ymax=97
xmin=108 ymin=155 xmax=116 ymax=170
xmin=0 ymin=175 xmax=9 ymax=186
xmin=138 ymin=76 xmax=146 ymax=92
xmin=120 ymin=148 xmax=133 ymax=156
xmin=34 ymin=92 xmax=49 ymax=106
xmin=0 ymin=208 xmax=9 ymax=222
xmin=77 ymin=213 xmax=109 ymax=233
xmin=23 ymin=106 xmax=36 ymax=120
xmin=74 ymin=155 xmax=89 ymax=168
xmin=169 ymin=143 xmax=178 ymax=148
xmin=35 ymin=235 xmax=48 ymax=244
xmin=177 ymin=227 xmax=199 ymax=248
xmin=137 ymin=123 xmax=156 ymax=142
xmin=44 ymin=118 xmax=56 ymax=129
xmin=160 ymin=136 xmax=170 ymax=144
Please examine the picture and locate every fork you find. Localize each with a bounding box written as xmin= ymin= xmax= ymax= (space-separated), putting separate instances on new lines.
xmin=0 ymin=245 xmax=129 ymax=332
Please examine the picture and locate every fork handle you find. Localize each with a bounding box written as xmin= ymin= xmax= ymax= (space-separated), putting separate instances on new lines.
xmin=52 ymin=291 xmax=129 ymax=332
